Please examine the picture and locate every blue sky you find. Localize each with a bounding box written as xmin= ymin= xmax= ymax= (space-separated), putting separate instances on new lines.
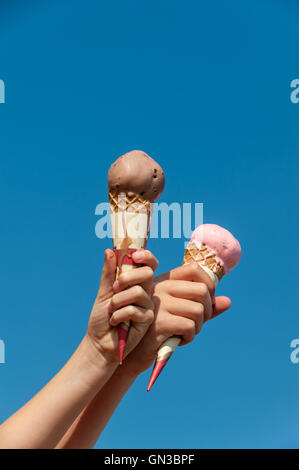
xmin=0 ymin=0 xmax=298 ymax=449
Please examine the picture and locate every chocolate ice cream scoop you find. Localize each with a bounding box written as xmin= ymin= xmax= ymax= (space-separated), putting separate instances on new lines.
xmin=108 ymin=150 xmax=165 ymax=202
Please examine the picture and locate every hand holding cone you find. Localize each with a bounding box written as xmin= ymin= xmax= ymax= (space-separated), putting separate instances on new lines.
xmin=108 ymin=150 xmax=165 ymax=363
xmin=147 ymin=224 xmax=241 ymax=391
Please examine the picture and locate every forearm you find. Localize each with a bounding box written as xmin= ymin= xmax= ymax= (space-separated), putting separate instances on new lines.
xmin=56 ymin=361 xmax=138 ymax=449
xmin=0 ymin=337 xmax=117 ymax=449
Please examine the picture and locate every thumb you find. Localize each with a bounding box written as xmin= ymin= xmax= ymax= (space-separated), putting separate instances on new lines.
xmin=96 ymin=249 xmax=117 ymax=301
xmin=211 ymin=296 xmax=232 ymax=319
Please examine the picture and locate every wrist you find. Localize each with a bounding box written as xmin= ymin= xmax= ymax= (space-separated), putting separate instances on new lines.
xmin=78 ymin=336 xmax=118 ymax=384
xmin=119 ymin=355 xmax=146 ymax=379
xmin=85 ymin=331 xmax=121 ymax=366
xmin=109 ymin=359 xmax=138 ymax=391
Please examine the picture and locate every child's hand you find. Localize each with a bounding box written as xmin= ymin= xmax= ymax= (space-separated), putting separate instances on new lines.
xmin=123 ymin=263 xmax=231 ymax=375
xmin=86 ymin=248 xmax=158 ymax=365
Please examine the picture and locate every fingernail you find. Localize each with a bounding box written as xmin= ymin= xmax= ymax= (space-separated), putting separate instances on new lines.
xmin=133 ymin=251 xmax=144 ymax=262
xmin=113 ymin=280 xmax=120 ymax=292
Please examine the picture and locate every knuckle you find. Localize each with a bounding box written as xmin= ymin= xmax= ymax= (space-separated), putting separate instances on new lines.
xmin=133 ymin=285 xmax=144 ymax=299
xmin=198 ymin=282 xmax=208 ymax=296
xmin=145 ymin=309 xmax=154 ymax=323
xmin=127 ymin=305 xmax=137 ymax=316
xmin=184 ymin=320 xmax=195 ymax=335
xmin=190 ymin=262 xmax=200 ymax=276
xmin=111 ymin=312 xmax=118 ymax=323
xmin=117 ymin=272 xmax=128 ymax=287
xmin=193 ymin=302 xmax=204 ymax=317
xmin=143 ymin=265 xmax=154 ymax=279
xmin=146 ymin=298 xmax=155 ymax=311
xmin=110 ymin=295 xmax=117 ymax=309
xmin=207 ymin=280 xmax=214 ymax=295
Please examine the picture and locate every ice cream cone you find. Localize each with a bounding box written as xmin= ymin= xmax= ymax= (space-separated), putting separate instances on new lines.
xmin=107 ymin=150 xmax=165 ymax=364
xmin=147 ymin=225 xmax=241 ymax=391
xmin=109 ymin=190 xmax=153 ymax=363
xmin=146 ymin=336 xmax=181 ymax=391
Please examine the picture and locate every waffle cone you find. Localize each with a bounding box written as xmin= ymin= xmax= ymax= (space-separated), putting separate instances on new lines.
xmin=183 ymin=242 xmax=225 ymax=281
xmin=109 ymin=190 xmax=151 ymax=213
xmin=109 ymin=190 xmax=152 ymax=251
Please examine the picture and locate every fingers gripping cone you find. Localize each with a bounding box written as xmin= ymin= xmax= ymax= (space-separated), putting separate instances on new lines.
xmin=147 ymin=224 xmax=241 ymax=391
xmin=109 ymin=190 xmax=152 ymax=364
xmin=147 ymin=244 xmax=221 ymax=391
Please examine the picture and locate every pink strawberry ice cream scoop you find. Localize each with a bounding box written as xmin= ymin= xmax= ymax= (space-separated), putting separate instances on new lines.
xmin=190 ymin=224 xmax=241 ymax=274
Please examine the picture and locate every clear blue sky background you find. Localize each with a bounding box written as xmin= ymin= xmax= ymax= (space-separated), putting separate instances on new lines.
xmin=0 ymin=0 xmax=298 ymax=449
